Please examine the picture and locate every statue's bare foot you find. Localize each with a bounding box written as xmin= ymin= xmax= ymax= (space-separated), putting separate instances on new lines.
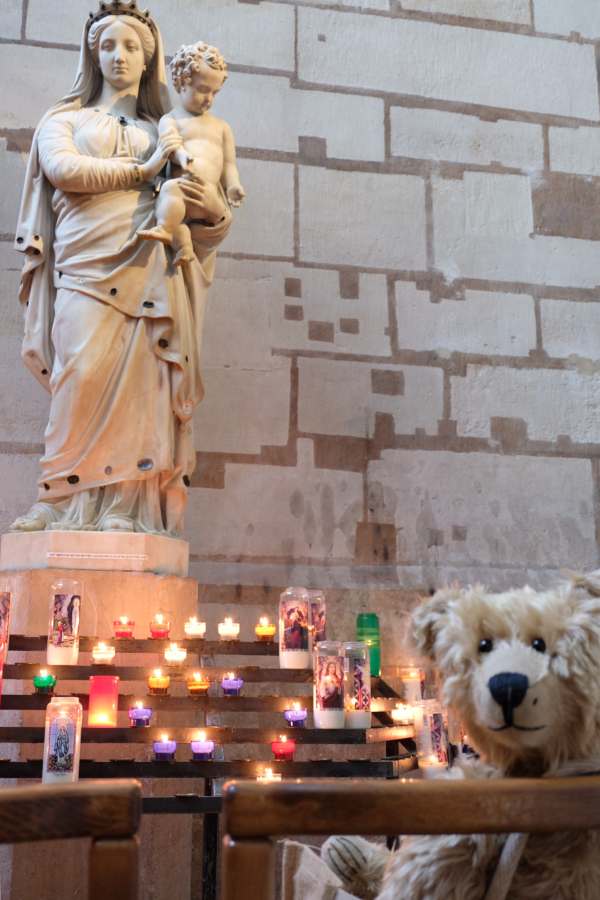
xmin=173 ymin=245 xmax=194 ymax=267
xmin=100 ymin=514 xmax=135 ymax=532
xmin=9 ymin=503 xmax=60 ymax=532
xmin=138 ymin=225 xmax=173 ymax=246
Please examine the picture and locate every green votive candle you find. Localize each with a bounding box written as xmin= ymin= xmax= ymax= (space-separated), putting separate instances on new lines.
xmin=356 ymin=613 xmax=381 ymax=677
xmin=33 ymin=669 xmax=57 ymax=694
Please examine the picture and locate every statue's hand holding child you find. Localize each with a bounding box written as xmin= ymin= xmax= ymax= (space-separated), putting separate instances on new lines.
xmin=226 ymin=183 xmax=246 ymax=208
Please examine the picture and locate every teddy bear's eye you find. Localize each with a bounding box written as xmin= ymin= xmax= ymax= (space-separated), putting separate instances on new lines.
xmin=531 ymin=637 xmax=546 ymax=653
xmin=478 ymin=638 xmax=493 ymax=653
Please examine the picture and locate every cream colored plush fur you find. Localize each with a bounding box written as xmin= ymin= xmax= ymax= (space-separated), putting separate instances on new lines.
xmin=324 ymin=574 xmax=600 ymax=900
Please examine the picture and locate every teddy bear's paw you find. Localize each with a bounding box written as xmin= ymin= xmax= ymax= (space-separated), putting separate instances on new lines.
xmin=321 ymin=835 xmax=389 ymax=899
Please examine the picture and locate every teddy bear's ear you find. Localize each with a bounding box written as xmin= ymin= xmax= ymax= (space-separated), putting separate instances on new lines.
xmin=562 ymin=571 xmax=600 ymax=650
xmin=412 ymin=588 xmax=457 ymax=661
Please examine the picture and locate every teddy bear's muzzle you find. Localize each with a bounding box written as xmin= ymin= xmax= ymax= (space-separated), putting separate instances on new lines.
xmin=488 ymin=672 xmax=529 ymax=727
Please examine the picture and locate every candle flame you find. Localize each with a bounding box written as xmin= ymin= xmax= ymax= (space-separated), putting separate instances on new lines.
xmin=153 ymin=668 xmax=163 ymax=677
xmin=226 ymin=671 xmax=235 ymax=680
xmin=292 ymin=701 xmax=301 ymax=711
xmin=161 ymin=733 xmax=169 ymax=743
xmin=119 ymin=616 xmax=129 ymax=624
xmin=188 ymin=616 xmax=198 ymax=624
xmin=155 ymin=613 xmax=164 ymax=625
xmin=193 ymin=672 xmax=203 ymax=682
xmin=280 ymin=734 xmax=287 ymax=743
xmin=224 ymin=616 xmax=233 ymax=625
xmin=259 ymin=616 xmax=269 ymax=627
xmin=135 ymin=700 xmax=144 ymax=709
xmin=40 ymin=668 xmax=48 ymax=677
xmin=264 ymin=767 xmax=274 ymax=778
xmin=97 ymin=641 xmax=107 ymax=650
xmin=198 ymin=730 xmax=206 ymax=742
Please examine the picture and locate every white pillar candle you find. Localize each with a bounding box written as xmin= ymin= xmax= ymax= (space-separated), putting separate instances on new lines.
xmin=42 ymin=696 xmax=83 ymax=784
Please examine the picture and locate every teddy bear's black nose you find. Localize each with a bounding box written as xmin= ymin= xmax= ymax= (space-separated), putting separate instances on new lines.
xmin=488 ymin=672 xmax=529 ymax=722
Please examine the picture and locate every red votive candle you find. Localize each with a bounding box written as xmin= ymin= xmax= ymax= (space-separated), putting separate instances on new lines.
xmin=113 ymin=616 xmax=135 ymax=639
xmin=271 ymin=734 xmax=296 ymax=761
xmin=149 ymin=613 xmax=170 ymax=640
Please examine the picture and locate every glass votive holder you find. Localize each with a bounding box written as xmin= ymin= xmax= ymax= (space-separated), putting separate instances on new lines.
xmin=184 ymin=616 xmax=206 ymax=639
xmin=33 ymin=669 xmax=56 ymax=695
xmin=149 ymin=613 xmax=171 ymax=640
xmin=218 ymin=617 xmax=240 ymax=641
xmin=153 ymin=734 xmax=177 ymax=761
xmin=113 ymin=616 xmax=135 ymax=639
xmin=283 ymin=702 xmax=307 ymax=728
xmin=391 ymin=702 xmax=415 ymax=723
xmin=255 ymin=616 xmax=276 ymax=642
xmin=190 ymin=730 xmax=215 ymax=760
xmin=164 ymin=642 xmax=187 ymax=666
xmin=271 ymin=735 xmax=296 ymax=761
xmin=398 ymin=666 xmax=425 ymax=704
xmin=256 ymin=767 xmax=282 ymax=783
xmin=91 ymin=641 xmax=116 ymax=665
xmin=221 ymin=672 xmax=244 ymax=696
xmin=128 ymin=701 xmax=152 ymax=728
xmin=148 ymin=668 xmax=170 ymax=695
xmin=186 ymin=671 xmax=211 ymax=697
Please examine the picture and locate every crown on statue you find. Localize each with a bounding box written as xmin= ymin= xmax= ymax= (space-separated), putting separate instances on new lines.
xmin=88 ymin=0 xmax=153 ymax=28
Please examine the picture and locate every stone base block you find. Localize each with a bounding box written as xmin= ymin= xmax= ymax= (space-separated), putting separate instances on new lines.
xmin=0 ymin=530 xmax=189 ymax=577
xmin=2 ymin=567 xmax=198 ymax=636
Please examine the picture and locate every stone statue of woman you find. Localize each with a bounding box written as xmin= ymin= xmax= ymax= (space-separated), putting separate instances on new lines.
xmin=10 ymin=1 xmax=233 ymax=536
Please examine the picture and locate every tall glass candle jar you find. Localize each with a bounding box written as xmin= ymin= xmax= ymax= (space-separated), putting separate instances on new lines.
xmin=399 ymin=666 xmax=425 ymax=704
xmin=313 ymin=641 xmax=344 ymax=729
xmin=279 ymin=587 xmax=311 ymax=669
xmin=308 ymin=590 xmax=327 ymax=643
xmin=414 ymin=699 xmax=448 ymax=777
xmin=343 ymin=641 xmax=371 ymax=729
xmin=42 ymin=696 xmax=83 ymax=784
xmin=47 ymin=579 xmax=82 ymax=666
xmin=88 ymin=675 xmax=119 ymax=727
xmin=356 ymin=612 xmax=381 ymax=677
xmin=0 ymin=591 xmax=11 ymax=701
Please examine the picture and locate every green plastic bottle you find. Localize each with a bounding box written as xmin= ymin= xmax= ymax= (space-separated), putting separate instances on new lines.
xmin=356 ymin=612 xmax=381 ymax=677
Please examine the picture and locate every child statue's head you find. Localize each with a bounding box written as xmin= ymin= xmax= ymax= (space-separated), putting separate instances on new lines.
xmin=170 ymin=41 xmax=228 ymax=115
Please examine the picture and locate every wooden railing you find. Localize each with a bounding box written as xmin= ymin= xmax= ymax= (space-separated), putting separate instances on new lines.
xmin=221 ymin=775 xmax=600 ymax=900
xmin=0 ymin=779 xmax=142 ymax=900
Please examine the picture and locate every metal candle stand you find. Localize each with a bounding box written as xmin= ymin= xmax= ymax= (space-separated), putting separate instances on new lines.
xmin=0 ymin=634 xmax=415 ymax=900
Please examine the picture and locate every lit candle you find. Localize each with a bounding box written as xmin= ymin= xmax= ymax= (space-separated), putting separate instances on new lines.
xmin=186 ymin=671 xmax=211 ymax=697
xmin=256 ymin=767 xmax=282 ymax=783
xmin=153 ymin=733 xmax=177 ymax=761
xmin=33 ymin=668 xmax=56 ymax=695
xmin=113 ymin=616 xmax=135 ymax=639
xmin=149 ymin=613 xmax=170 ymax=640
xmin=88 ymin=675 xmax=119 ymax=727
xmin=218 ymin=616 xmax=240 ymax=641
xmin=148 ymin=668 xmax=170 ymax=695
xmin=418 ymin=753 xmax=446 ymax=778
xmin=255 ymin=616 xmax=276 ymax=642
xmin=190 ymin=729 xmax=215 ymax=760
xmin=221 ymin=671 xmax=244 ymax=696
xmin=283 ymin=701 xmax=307 ymax=728
xmin=400 ymin=666 xmax=425 ymax=704
xmin=184 ymin=616 xmax=207 ymax=638
xmin=128 ymin=700 xmax=152 ymax=728
xmin=42 ymin=696 xmax=83 ymax=784
xmin=391 ymin=703 xmax=414 ymax=723
xmin=271 ymin=734 xmax=296 ymax=762
xmin=91 ymin=641 xmax=116 ymax=665
xmin=163 ymin=642 xmax=187 ymax=666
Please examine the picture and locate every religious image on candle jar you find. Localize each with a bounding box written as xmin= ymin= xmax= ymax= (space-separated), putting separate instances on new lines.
xmin=0 ymin=592 xmax=11 ymax=698
xmin=280 ymin=597 xmax=309 ymax=652
xmin=49 ymin=591 xmax=80 ymax=651
xmin=315 ymin=655 xmax=344 ymax=710
xmin=308 ymin=591 xmax=326 ymax=643
xmin=48 ymin=712 xmax=76 ymax=774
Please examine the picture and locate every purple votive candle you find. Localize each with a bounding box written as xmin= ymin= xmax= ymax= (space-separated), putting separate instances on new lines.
xmin=221 ymin=674 xmax=244 ymax=696
xmin=191 ymin=733 xmax=215 ymax=760
xmin=128 ymin=704 xmax=153 ymax=728
xmin=284 ymin=706 xmax=308 ymax=728
xmin=153 ymin=737 xmax=177 ymax=761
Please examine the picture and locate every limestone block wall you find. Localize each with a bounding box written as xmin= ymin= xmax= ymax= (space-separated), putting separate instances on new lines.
xmin=1 ymin=0 xmax=600 ymax=601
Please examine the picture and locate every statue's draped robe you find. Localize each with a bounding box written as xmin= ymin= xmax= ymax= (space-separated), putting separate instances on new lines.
xmin=15 ymin=105 xmax=231 ymax=534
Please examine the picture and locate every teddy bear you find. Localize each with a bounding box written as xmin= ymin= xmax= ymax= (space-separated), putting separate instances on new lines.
xmin=322 ymin=574 xmax=600 ymax=900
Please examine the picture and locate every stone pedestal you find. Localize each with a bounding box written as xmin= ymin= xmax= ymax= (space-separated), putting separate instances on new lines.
xmin=0 ymin=532 xmax=200 ymax=900
xmin=1 ymin=530 xmax=189 ymax=577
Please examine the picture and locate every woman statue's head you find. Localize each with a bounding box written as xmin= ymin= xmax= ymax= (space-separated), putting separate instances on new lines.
xmin=55 ymin=2 xmax=168 ymax=121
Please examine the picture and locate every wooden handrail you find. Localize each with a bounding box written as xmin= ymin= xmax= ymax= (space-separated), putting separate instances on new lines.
xmin=0 ymin=780 xmax=142 ymax=900
xmin=0 ymin=779 xmax=141 ymax=844
xmin=221 ymin=776 xmax=600 ymax=900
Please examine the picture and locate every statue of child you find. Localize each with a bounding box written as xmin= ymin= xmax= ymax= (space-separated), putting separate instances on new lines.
xmin=139 ymin=41 xmax=245 ymax=265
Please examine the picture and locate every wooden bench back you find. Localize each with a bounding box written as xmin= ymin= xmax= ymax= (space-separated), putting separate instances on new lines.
xmin=0 ymin=779 xmax=142 ymax=900
xmin=221 ymin=775 xmax=600 ymax=900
